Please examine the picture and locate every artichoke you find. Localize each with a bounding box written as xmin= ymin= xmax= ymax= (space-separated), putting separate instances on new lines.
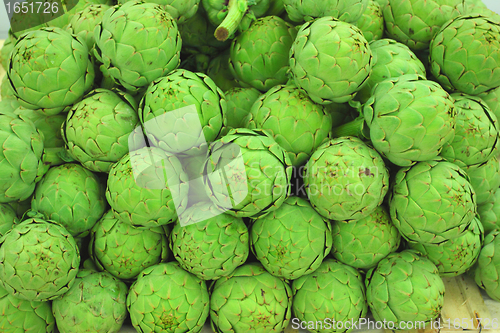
xmin=229 ymin=16 xmax=297 ymax=92
xmin=0 ymin=30 xmax=16 ymax=71
xmin=66 ymin=4 xmax=111 ymax=50
xmin=354 ymin=0 xmax=384 ymax=43
xmin=0 ymin=282 xmax=55 ymax=332
xmin=429 ymin=14 xmax=500 ymax=96
xmin=170 ymin=202 xmax=249 ymax=280
xmin=292 ymin=259 xmax=367 ymax=333
xmin=0 ymin=112 xmax=46 ymax=203
xmin=289 ymin=16 xmax=373 ymax=104
xmin=14 ymin=107 xmax=66 ymax=150
xmin=474 ymin=229 xmax=500 ymax=301
xmin=127 ymin=262 xmax=210 ymax=333
xmin=390 ymin=159 xmax=477 ymax=244
xmin=224 ymin=87 xmax=261 ymax=133
xmin=119 ymin=0 xmax=200 ymax=24
xmin=244 ymin=84 xmax=333 ymax=167
xmin=440 ymin=93 xmax=499 ymax=168
xmin=366 ymin=250 xmax=445 ymax=327
xmin=479 ymin=85 xmax=500 ymax=122
xmin=355 ymin=39 xmax=426 ymax=103
xmin=203 ymin=128 xmax=292 ymax=219
xmin=463 ymin=155 xmax=500 ymax=205
xmin=206 ymin=50 xmax=241 ymax=92
xmin=7 ymin=27 xmax=95 ymax=114
xmin=52 ymin=270 xmax=128 ymax=333
xmin=1 ymin=75 xmax=15 ymax=100
xmin=478 ymin=187 xmax=500 ymax=234
xmin=0 ymin=204 xmax=18 ymax=237
xmin=250 ymin=196 xmax=332 ymax=280
xmin=89 ymin=210 xmax=170 ymax=281
xmin=139 ymin=69 xmax=226 ymax=156
xmin=62 ymin=88 xmax=140 ymax=173
xmin=283 ymin=0 xmax=368 ymax=24
xmin=331 ymin=205 xmax=401 ymax=270
xmin=106 ymin=147 xmax=189 ymax=228
xmin=408 ymin=217 xmax=483 ymax=277
xmin=31 ymin=163 xmax=107 ymax=237
xmin=303 ymin=136 xmax=390 ymax=221
xmin=0 ymin=218 xmax=80 ymax=301
xmin=94 ymin=0 xmax=182 ymax=93
xmin=210 ymin=263 xmax=292 ymax=333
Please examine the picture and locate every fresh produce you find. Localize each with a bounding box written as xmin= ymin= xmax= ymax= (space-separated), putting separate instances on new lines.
xmin=474 ymin=229 xmax=500 ymax=301
xmin=478 ymin=187 xmax=500 ymax=233
xmin=119 ymin=0 xmax=201 ymax=24
xmin=66 ymin=4 xmax=112 ymax=50
xmin=283 ymin=0 xmax=368 ymax=23
xmin=224 ymin=87 xmax=261 ymax=133
xmin=0 ymin=203 xmax=18 ymax=236
xmin=0 ymin=30 xmax=16 ymax=71
xmin=354 ymin=0 xmax=384 ymax=43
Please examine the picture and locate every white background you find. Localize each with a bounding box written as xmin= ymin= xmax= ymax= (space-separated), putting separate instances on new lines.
xmin=1 ymin=0 xmax=500 ymax=39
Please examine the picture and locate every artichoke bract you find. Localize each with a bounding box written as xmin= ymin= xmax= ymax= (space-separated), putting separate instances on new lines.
xmin=1 ymin=75 xmax=15 ymax=101
xmin=31 ymin=163 xmax=107 ymax=237
xmin=52 ymin=270 xmax=128 ymax=333
xmin=203 ymin=128 xmax=292 ymax=219
xmin=283 ymin=0 xmax=368 ymax=23
xmin=463 ymin=155 xmax=500 ymax=205
xmin=170 ymin=202 xmax=249 ymax=280
xmin=440 ymin=93 xmax=499 ymax=168
xmin=0 ymin=113 xmax=46 ymax=203
xmin=206 ymin=50 xmax=241 ymax=92
xmin=244 ymin=84 xmax=333 ymax=167
xmin=66 ymin=4 xmax=111 ymax=50
xmin=127 ymin=262 xmax=210 ymax=333
xmin=354 ymin=0 xmax=384 ymax=43
xmin=0 ymin=30 xmax=16 ymax=71
xmin=331 ymin=205 xmax=401 ymax=270
xmin=229 ymin=16 xmax=297 ymax=92
xmin=210 ymin=263 xmax=292 ymax=333
xmin=89 ymin=210 xmax=170 ymax=281
xmin=408 ymin=217 xmax=483 ymax=277
xmin=383 ymin=0 xmax=466 ymax=51
xmin=251 ymin=196 xmax=332 ymax=280
xmin=62 ymin=88 xmax=140 ymax=173
xmin=480 ymin=85 xmax=500 ymax=122
xmin=303 ymin=136 xmax=390 ymax=221
xmin=106 ymin=147 xmax=188 ymax=228
xmin=7 ymin=27 xmax=95 ymax=114
xmin=119 ymin=0 xmax=200 ymax=24
xmin=366 ymin=250 xmax=445 ymax=328
xmin=0 ymin=283 xmax=55 ymax=333
xmin=94 ymin=0 xmax=182 ymax=93
xmin=0 ymin=218 xmax=80 ymax=301
xmin=474 ymin=229 xmax=500 ymax=301
xmin=478 ymin=187 xmax=500 ymax=234
xmin=292 ymin=259 xmax=367 ymax=333
xmin=0 ymin=203 xmax=18 ymax=237
xmin=355 ymin=39 xmax=426 ymax=103
xmin=429 ymin=14 xmax=500 ymax=96
xmin=139 ymin=69 xmax=226 ymax=156
xmin=289 ymin=16 xmax=373 ymax=104
xmin=390 ymin=159 xmax=477 ymax=244
xmin=224 ymin=87 xmax=261 ymax=133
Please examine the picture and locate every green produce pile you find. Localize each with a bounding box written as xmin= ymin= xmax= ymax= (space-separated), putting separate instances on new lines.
xmin=1 ymin=0 xmax=500 ymax=332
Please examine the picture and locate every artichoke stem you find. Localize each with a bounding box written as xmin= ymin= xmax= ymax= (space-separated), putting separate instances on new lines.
xmin=331 ymin=117 xmax=366 ymax=138
xmin=214 ymin=0 xmax=249 ymax=41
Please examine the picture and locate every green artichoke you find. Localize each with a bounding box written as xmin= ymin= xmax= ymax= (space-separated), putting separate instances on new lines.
xmin=390 ymin=159 xmax=477 ymax=244
xmin=429 ymin=14 xmax=500 ymax=96
xmin=408 ymin=217 xmax=483 ymax=277
xmin=7 ymin=27 xmax=95 ymax=114
xmin=283 ymin=0 xmax=368 ymax=24
xmin=31 ymin=163 xmax=107 ymax=237
xmin=355 ymin=39 xmax=426 ymax=103
xmin=355 ymin=0 xmax=384 ymax=43
xmin=1 ymin=75 xmax=15 ymax=101
xmin=0 ymin=282 xmax=55 ymax=332
xmin=463 ymin=155 xmax=500 ymax=205
xmin=52 ymin=270 xmax=128 ymax=333
xmin=291 ymin=259 xmax=367 ymax=333
xmin=366 ymin=250 xmax=445 ymax=327
xmin=62 ymin=88 xmax=140 ymax=173
xmin=14 ymin=107 xmax=66 ymax=150
xmin=474 ymin=229 xmax=500 ymax=301
xmin=206 ymin=50 xmax=241 ymax=92
xmin=106 ymin=147 xmax=189 ymax=228
xmin=224 ymin=87 xmax=261 ymax=133
xmin=289 ymin=16 xmax=373 ymax=104
xmin=94 ymin=0 xmax=182 ymax=93
xmin=229 ymin=16 xmax=297 ymax=92
xmin=0 ymin=112 xmax=46 ymax=203
xmin=440 ymin=93 xmax=499 ymax=167
xmin=0 ymin=96 xmax=20 ymax=114
xmin=0 ymin=30 xmax=16 ymax=71
xmin=383 ymin=0 xmax=466 ymax=51
xmin=0 ymin=218 xmax=80 ymax=301
xmin=203 ymin=128 xmax=292 ymax=218
xmin=479 ymin=85 xmax=500 ymax=122
xmin=170 ymin=202 xmax=249 ymax=280
xmin=478 ymin=187 xmax=500 ymax=234
xmin=45 ymin=0 xmax=115 ymax=30
xmin=127 ymin=262 xmax=210 ymax=333
xmin=89 ymin=210 xmax=170 ymax=281
xmin=0 ymin=204 xmax=18 ymax=237
xmin=303 ymin=136 xmax=390 ymax=221
xmin=66 ymin=4 xmax=111 ymax=50
xmin=139 ymin=69 xmax=226 ymax=156
xmin=243 ymin=84 xmax=333 ymax=166
xmin=119 ymin=0 xmax=200 ymax=24
xmin=331 ymin=205 xmax=401 ymax=270
xmin=210 ymin=263 xmax=292 ymax=333
xmin=250 ymin=196 xmax=332 ymax=280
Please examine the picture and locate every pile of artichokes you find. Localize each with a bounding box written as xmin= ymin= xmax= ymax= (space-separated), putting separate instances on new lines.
xmin=1 ymin=0 xmax=500 ymax=332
